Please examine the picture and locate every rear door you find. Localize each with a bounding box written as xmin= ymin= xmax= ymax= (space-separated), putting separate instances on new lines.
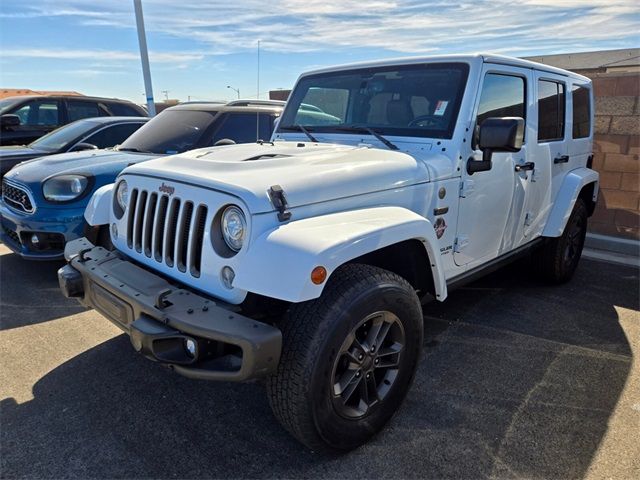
xmin=524 ymin=72 xmax=570 ymax=238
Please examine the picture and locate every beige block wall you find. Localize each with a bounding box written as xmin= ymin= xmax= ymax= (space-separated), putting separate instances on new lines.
xmin=589 ymin=72 xmax=639 ymax=240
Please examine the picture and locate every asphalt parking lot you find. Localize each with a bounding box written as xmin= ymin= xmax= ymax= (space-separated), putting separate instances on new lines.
xmin=1 ymin=244 xmax=638 ymax=479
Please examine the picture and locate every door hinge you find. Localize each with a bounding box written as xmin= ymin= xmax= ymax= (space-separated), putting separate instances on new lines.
xmin=454 ymin=235 xmax=469 ymax=252
xmin=459 ymin=180 xmax=474 ymax=198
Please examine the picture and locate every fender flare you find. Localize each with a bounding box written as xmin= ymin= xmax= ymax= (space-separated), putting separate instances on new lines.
xmin=542 ymin=167 xmax=599 ymax=237
xmin=84 ymin=183 xmax=114 ymax=226
xmin=234 ymin=206 xmax=447 ymax=303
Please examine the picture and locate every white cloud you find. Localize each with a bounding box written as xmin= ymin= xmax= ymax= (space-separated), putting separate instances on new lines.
xmin=1 ymin=48 xmax=204 ymax=63
xmin=1 ymin=0 xmax=638 ymax=56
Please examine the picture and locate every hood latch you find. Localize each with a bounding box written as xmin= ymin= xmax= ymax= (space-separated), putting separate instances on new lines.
xmin=268 ymin=185 xmax=292 ymax=222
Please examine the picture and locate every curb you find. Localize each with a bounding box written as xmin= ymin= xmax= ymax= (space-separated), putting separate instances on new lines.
xmin=585 ymin=233 xmax=639 ymax=257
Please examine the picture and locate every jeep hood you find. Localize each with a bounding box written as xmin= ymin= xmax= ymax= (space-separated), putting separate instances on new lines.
xmin=4 ymin=149 xmax=161 ymax=185
xmin=123 ymin=142 xmax=432 ymax=214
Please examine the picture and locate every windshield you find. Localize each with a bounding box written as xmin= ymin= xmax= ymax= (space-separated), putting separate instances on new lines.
xmin=29 ymin=119 xmax=98 ymax=152
xmin=119 ymin=109 xmax=218 ymax=154
xmin=279 ymin=62 xmax=469 ymax=140
xmin=0 ymin=98 xmax=20 ymax=115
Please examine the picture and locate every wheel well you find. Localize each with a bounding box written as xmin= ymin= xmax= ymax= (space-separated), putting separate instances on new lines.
xmin=348 ymin=239 xmax=435 ymax=297
xmin=578 ymin=182 xmax=597 ymax=217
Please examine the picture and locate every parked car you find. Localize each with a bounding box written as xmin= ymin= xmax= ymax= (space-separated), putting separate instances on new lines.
xmin=0 ymin=116 xmax=148 ymax=177
xmin=59 ymin=54 xmax=597 ymax=451
xmin=0 ymin=95 xmax=147 ymax=146
xmin=0 ymin=101 xmax=282 ymax=259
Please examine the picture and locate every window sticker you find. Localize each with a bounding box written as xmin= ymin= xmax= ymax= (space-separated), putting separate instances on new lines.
xmin=434 ymin=100 xmax=448 ymax=116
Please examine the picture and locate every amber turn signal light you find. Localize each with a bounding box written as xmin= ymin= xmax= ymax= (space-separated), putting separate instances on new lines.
xmin=311 ymin=266 xmax=327 ymax=285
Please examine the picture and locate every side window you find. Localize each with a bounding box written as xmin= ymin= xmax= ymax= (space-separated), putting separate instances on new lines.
xmin=476 ymin=73 xmax=526 ymax=129
xmin=67 ymin=100 xmax=101 ymax=122
xmin=12 ymin=100 xmax=59 ymax=126
xmin=537 ymin=80 xmax=565 ymax=142
xmin=210 ymin=113 xmax=272 ymax=145
xmin=107 ymin=102 xmax=143 ymax=116
xmin=83 ymin=123 xmax=143 ymax=149
xmin=572 ymin=85 xmax=591 ymax=139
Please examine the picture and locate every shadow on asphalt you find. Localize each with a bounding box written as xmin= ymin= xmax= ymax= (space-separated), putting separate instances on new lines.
xmin=0 ymin=252 xmax=85 ymax=330
xmin=1 ymin=256 xmax=637 ymax=478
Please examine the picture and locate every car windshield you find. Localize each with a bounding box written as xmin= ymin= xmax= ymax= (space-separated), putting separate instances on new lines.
xmin=29 ymin=119 xmax=98 ymax=152
xmin=118 ymin=109 xmax=218 ymax=154
xmin=279 ymin=62 xmax=469 ymax=140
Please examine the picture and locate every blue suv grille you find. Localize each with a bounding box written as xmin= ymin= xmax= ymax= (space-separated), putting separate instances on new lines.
xmin=2 ymin=179 xmax=34 ymax=214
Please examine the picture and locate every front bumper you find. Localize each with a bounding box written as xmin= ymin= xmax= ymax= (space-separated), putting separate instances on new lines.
xmin=0 ymin=200 xmax=86 ymax=260
xmin=58 ymin=238 xmax=282 ymax=381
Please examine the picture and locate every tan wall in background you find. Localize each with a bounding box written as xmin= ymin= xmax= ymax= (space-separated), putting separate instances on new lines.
xmin=589 ymin=72 xmax=639 ymax=240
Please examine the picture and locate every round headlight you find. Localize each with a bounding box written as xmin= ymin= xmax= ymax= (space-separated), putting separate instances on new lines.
xmin=115 ymin=180 xmax=129 ymax=211
xmin=221 ymin=205 xmax=246 ymax=252
xmin=43 ymin=174 xmax=89 ymax=202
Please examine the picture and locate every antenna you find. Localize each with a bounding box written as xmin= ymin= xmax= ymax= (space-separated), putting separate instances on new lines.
xmin=256 ymin=39 xmax=261 ymax=141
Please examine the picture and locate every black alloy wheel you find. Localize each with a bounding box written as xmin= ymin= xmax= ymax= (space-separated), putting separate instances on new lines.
xmin=331 ymin=311 xmax=405 ymax=419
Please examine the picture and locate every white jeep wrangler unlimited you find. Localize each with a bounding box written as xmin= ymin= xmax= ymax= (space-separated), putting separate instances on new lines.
xmin=59 ymin=54 xmax=598 ymax=451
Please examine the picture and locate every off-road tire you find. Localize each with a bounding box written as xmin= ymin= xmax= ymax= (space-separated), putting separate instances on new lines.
xmin=266 ymin=263 xmax=423 ymax=452
xmin=535 ymin=198 xmax=588 ymax=283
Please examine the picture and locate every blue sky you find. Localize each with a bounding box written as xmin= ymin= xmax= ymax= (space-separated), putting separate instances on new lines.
xmin=1 ymin=0 xmax=638 ymax=104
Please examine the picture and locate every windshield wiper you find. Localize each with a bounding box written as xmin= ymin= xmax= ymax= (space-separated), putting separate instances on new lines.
xmin=281 ymin=124 xmax=318 ymax=143
xmin=334 ymin=126 xmax=399 ymax=151
xmin=118 ymin=147 xmax=154 ymax=154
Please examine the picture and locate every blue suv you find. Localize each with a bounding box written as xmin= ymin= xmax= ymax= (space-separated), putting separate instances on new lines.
xmin=0 ymin=101 xmax=283 ymax=259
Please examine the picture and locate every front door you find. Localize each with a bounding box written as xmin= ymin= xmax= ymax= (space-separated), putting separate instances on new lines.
xmin=6 ymin=99 xmax=61 ymax=145
xmin=454 ymin=64 xmax=532 ymax=268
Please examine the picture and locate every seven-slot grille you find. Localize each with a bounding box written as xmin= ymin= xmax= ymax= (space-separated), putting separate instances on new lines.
xmin=2 ymin=179 xmax=34 ymax=213
xmin=126 ymin=188 xmax=208 ymax=277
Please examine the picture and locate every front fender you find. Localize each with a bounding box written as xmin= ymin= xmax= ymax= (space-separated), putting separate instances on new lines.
xmin=543 ymin=168 xmax=599 ymax=237
xmin=84 ymin=183 xmax=114 ymax=226
xmin=234 ymin=206 xmax=447 ymax=303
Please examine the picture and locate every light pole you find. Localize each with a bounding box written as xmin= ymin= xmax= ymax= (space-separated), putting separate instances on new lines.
xmin=133 ymin=0 xmax=156 ymax=116
xmin=162 ymin=90 xmax=169 ymax=101
xmin=227 ymin=85 xmax=240 ymax=99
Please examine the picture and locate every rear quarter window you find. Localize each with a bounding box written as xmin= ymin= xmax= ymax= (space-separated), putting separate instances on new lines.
xmin=572 ymin=85 xmax=591 ymax=139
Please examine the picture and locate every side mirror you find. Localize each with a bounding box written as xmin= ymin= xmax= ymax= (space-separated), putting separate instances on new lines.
xmin=70 ymin=142 xmax=98 ymax=152
xmin=467 ymin=117 xmax=524 ymax=174
xmin=214 ymin=138 xmax=236 ymax=146
xmin=0 ymin=114 xmax=21 ymax=129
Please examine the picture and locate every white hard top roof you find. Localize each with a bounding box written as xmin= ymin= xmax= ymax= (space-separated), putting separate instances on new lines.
xmin=302 ymin=53 xmax=591 ymax=82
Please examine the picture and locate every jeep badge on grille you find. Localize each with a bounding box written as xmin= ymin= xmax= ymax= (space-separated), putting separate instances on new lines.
xmin=159 ymin=183 xmax=175 ymax=195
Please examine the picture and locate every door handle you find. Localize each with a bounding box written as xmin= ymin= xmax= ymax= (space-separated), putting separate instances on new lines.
xmin=554 ymin=155 xmax=570 ymax=164
xmin=515 ymin=161 xmax=535 ymax=172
